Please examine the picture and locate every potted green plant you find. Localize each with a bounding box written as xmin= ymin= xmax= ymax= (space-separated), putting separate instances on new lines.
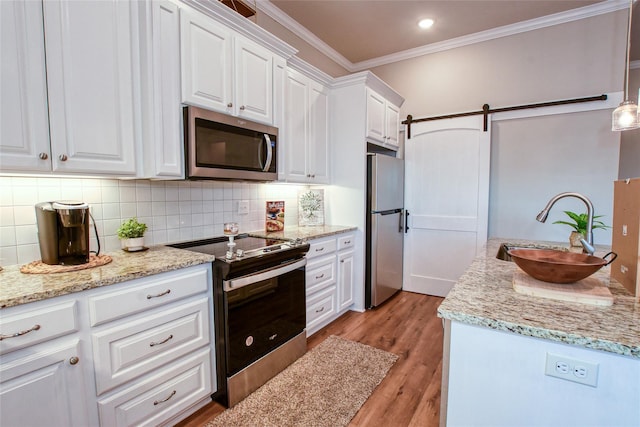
xmin=117 ymin=217 xmax=148 ymax=251
xmin=553 ymin=211 xmax=610 ymax=247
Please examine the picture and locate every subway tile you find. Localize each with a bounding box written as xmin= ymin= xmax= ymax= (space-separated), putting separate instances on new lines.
xmin=0 ymin=226 xmax=17 ymax=247
xmin=179 ymin=214 xmax=192 ymax=227
xmin=15 ymin=224 xmax=38 ymax=245
xmin=152 ymin=201 xmax=166 ymax=216
xmin=120 ymin=202 xmax=137 ymax=219
xmin=179 ymin=202 xmax=192 ymax=215
xmin=13 ymin=205 xmax=36 ymax=226
xmin=12 ymin=185 xmax=39 ymax=206
xmin=165 ymin=201 xmax=179 ymax=215
xmin=0 ymin=207 xmax=15 ymax=227
xmin=38 ymin=186 xmax=61 ymax=202
xmin=101 ymin=185 xmax=120 ymax=203
xmin=153 ymin=216 xmax=167 ymax=231
xmin=102 ymin=203 xmax=120 ymax=220
xmin=17 ymin=243 xmax=40 ymax=264
xmin=191 ymin=213 xmax=204 ymax=227
xmin=136 ymin=202 xmax=152 ymax=217
xmin=191 ymin=200 xmax=203 ymax=214
xmin=152 ymin=229 xmax=168 ymax=245
xmin=166 ymin=215 xmax=180 ymax=229
xmin=0 ymin=246 xmax=18 ymax=266
xmin=151 ymin=184 xmax=166 ymax=201
xmin=119 ymin=185 xmax=136 ymax=203
xmin=165 ymin=184 xmax=179 ymax=202
xmin=203 ymin=200 xmax=214 ymax=214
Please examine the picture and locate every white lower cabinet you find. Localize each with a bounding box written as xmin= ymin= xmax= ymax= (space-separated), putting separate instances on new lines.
xmin=0 ymin=263 xmax=215 ymax=427
xmin=90 ymin=264 xmax=215 ymax=426
xmin=305 ymin=233 xmax=355 ymax=336
xmin=0 ymin=298 xmax=94 ymax=426
xmin=97 ymin=348 xmax=212 ymax=427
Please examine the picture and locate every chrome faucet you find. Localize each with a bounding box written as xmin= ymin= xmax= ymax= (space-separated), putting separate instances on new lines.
xmin=536 ymin=192 xmax=596 ymax=255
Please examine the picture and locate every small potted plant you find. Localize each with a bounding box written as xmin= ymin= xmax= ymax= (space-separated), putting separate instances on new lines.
xmin=553 ymin=211 xmax=610 ymax=247
xmin=117 ymin=217 xmax=148 ymax=251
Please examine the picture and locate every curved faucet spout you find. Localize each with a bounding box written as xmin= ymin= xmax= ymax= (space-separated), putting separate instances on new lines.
xmin=536 ymin=192 xmax=595 ymax=254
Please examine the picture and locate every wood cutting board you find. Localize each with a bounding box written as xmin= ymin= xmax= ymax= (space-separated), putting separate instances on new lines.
xmin=512 ymin=267 xmax=613 ymax=306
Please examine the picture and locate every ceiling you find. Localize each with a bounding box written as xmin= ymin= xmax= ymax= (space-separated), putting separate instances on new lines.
xmin=257 ymin=0 xmax=638 ymax=70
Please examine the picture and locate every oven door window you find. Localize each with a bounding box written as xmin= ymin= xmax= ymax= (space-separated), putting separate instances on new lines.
xmin=224 ymin=267 xmax=305 ymax=376
xmin=195 ymin=118 xmax=277 ymax=173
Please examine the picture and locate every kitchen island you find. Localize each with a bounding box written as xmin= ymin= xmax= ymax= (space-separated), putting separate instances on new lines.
xmin=437 ymin=238 xmax=640 ymax=427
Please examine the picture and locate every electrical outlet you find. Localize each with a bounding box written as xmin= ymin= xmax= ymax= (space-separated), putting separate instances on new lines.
xmin=238 ymin=200 xmax=249 ymax=215
xmin=545 ymin=353 xmax=599 ymax=387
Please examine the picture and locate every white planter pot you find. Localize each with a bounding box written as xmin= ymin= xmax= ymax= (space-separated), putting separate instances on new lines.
xmin=121 ymin=237 xmax=144 ymax=251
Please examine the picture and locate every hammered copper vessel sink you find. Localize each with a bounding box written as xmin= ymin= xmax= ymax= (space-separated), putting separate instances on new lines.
xmin=507 ymin=248 xmax=617 ymax=284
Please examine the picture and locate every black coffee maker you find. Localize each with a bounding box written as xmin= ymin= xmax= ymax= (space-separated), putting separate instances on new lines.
xmin=35 ymin=201 xmax=91 ymax=265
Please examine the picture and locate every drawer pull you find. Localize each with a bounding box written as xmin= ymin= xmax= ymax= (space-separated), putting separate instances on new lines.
xmin=315 ymin=307 xmax=325 ymax=313
xmin=315 ymin=273 xmax=325 ymax=279
xmin=344 ymin=240 xmax=351 ymax=244
xmin=153 ymin=390 xmax=176 ymax=406
xmin=69 ymin=356 xmax=80 ymax=365
xmin=149 ymin=334 xmax=173 ymax=347
xmin=147 ymin=289 xmax=171 ymax=299
xmin=269 ymin=333 xmax=278 ymax=341
xmin=315 ymin=247 xmax=324 ymax=252
xmin=0 ymin=324 xmax=41 ymax=341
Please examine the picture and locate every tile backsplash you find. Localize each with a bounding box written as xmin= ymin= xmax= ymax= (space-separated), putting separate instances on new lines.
xmin=0 ymin=176 xmax=311 ymax=266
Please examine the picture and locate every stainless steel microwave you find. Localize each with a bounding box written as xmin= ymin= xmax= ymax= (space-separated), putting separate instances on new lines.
xmin=183 ymin=106 xmax=278 ymax=181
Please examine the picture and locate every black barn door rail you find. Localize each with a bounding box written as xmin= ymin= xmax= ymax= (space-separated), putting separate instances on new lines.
xmin=402 ymin=94 xmax=608 ymax=138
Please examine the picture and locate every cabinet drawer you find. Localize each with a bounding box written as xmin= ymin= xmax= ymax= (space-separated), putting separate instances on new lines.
xmin=98 ymin=348 xmax=212 ymax=427
xmin=306 ymin=286 xmax=336 ymax=331
xmin=92 ymin=298 xmax=210 ymax=395
xmin=337 ymin=234 xmax=355 ymax=251
xmin=306 ymin=238 xmax=336 ymax=260
xmin=0 ymin=300 xmax=77 ymax=355
xmin=89 ymin=265 xmax=209 ymax=326
xmin=306 ymin=255 xmax=336 ymax=294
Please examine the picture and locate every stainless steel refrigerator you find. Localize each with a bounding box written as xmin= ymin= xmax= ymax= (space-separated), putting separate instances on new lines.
xmin=366 ymin=153 xmax=405 ymax=308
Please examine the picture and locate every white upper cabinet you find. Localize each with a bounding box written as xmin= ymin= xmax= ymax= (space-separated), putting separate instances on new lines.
xmin=180 ymin=7 xmax=275 ymax=124
xmin=282 ymin=68 xmax=329 ymax=184
xmin=43 ymin=0 xmax=138 ymax=175
xmin=1 ymin=0 xmax=139 ymax=176
xmin=139 ymin=0 xmax=183 ymax=178
xmin=0 ymin=0 xmax=51 ymax=172
xmin=180 ymin=9 xmax=233 ymax=115
xmin=366 ymin=88 xmax=400 ymax=150
xmin=234 ymin=38 xmax=274 ymax=124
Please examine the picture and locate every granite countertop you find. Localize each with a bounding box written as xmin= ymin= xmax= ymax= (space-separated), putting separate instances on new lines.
xmin=0 ymin=246 xmax=215 ymax=309
xmin=249 ymin=224 xmax=357 ymax=241
xmin=437 ymin=238 xmax=640 ymax=359
xmin=0 ymin=225 xmax=357 ymax=310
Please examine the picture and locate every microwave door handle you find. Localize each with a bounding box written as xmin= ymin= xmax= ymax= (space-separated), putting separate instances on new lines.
xmin=263 ymin=134 xmax=273 ymax=172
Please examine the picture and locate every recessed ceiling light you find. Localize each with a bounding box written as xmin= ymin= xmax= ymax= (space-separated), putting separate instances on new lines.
xmin=418 ymin=18 xmax=434 ymax=29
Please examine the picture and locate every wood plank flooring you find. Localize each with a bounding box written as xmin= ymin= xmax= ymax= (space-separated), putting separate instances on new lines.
xmin=176 ymin=291 xmax=444 ymax=427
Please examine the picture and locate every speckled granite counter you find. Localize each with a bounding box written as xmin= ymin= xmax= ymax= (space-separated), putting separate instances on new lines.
xmin=249 ymin=225 xmax=357 ymax=241
xmin=0 ymin=246 xmax=214 ymax=309
xmin=437 ymin=238 xmax=640 ymax=359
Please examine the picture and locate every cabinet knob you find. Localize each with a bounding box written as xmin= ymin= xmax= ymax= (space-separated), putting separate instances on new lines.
xmin=69 ymin=356 xmax=79 ymax=365
xmin=311 ymin=174 xmax=316 ymax=178
xmin=239 ymin=105 xmax=245 ymax=110
xmin=227 ymin=102 xmax=233 ymax=108
xmin=59 ymin=154 xmax=68 ymax=161
xmin=38 ymin=152 xmax=49 ymax=160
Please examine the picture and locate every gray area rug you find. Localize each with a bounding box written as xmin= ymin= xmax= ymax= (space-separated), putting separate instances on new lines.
xmin=206 ymin=335 xmax=398 ymax=427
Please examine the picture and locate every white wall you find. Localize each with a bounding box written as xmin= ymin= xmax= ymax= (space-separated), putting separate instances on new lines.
xmin=489 ymin=109 xmax=619 ymax=244
xmin=0 ymin=176 xmax=307 ymax=266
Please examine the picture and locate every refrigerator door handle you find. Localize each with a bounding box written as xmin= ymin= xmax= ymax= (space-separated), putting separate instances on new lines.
xmin=405 ymin=210 xmax=410 ymax=233
xmin=399 ymin=209 xmax=404 ymax=233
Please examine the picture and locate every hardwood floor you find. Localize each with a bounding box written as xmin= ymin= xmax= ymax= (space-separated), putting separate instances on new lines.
xmin=176 ymin=291 xmax=445 ymax=427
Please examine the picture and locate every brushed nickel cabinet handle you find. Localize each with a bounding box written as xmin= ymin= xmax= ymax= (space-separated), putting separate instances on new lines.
xmin=315 ymin=247 xmax=324 ymax=252
xmin=344 ymin=240 xmax=351 ymax=244
xmin=315 ymin=273 xmax=324 ymax=279
xmin=153 ymin=390 xmax=176 ymax=405
xmin=69 ymin=356 xmax=79 ymax=365
xmin=315 ymin=307 xmax=324 ymax=313
xmin=39 ymin=152 xmax=48 ymax=160
xmin=147 ymin=289 xmax=171 ymax=299
xmin=0 ymin=324 xmax=41 ymax=341
xmin=227 ymin=102 xmax=233 ymax=108
xmin=340 ymin=260 xmax=344 ymax=263
xmin=58 ymin=154 xmax=68 ymax=161
xmin=149 ymin=334 xmax=173 ymax=347
xmin=239 ymin=105 xmax=245 ymax=110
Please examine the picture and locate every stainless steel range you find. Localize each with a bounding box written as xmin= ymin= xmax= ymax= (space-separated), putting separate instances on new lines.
xmin=169 ymin=234 xmax=309 ymax=407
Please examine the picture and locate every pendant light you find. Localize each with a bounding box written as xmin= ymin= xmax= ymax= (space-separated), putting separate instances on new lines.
xmin=612 ymin=0 xmax=639 ymax=131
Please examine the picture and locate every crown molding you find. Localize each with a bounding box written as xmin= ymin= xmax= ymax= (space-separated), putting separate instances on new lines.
xmin=332 ymin=71 xmax=405 ymax=107
xmin=287 ymin=56 xmax=334 ymax=86
xmin=256 ymin=0 xmax=629 ymax=73
xmin=181 ymin=0 xmax=297 ymax=58
xmin=255 ymin=0 xmax=353 ymax=71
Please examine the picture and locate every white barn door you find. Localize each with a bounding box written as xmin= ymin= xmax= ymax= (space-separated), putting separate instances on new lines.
xmin=403 ymin=116 xmax=491 ymax=297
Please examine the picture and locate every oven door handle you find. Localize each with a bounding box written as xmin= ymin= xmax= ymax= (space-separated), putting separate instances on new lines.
xmin=223 ymin=258 xmax=306 ymax=291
